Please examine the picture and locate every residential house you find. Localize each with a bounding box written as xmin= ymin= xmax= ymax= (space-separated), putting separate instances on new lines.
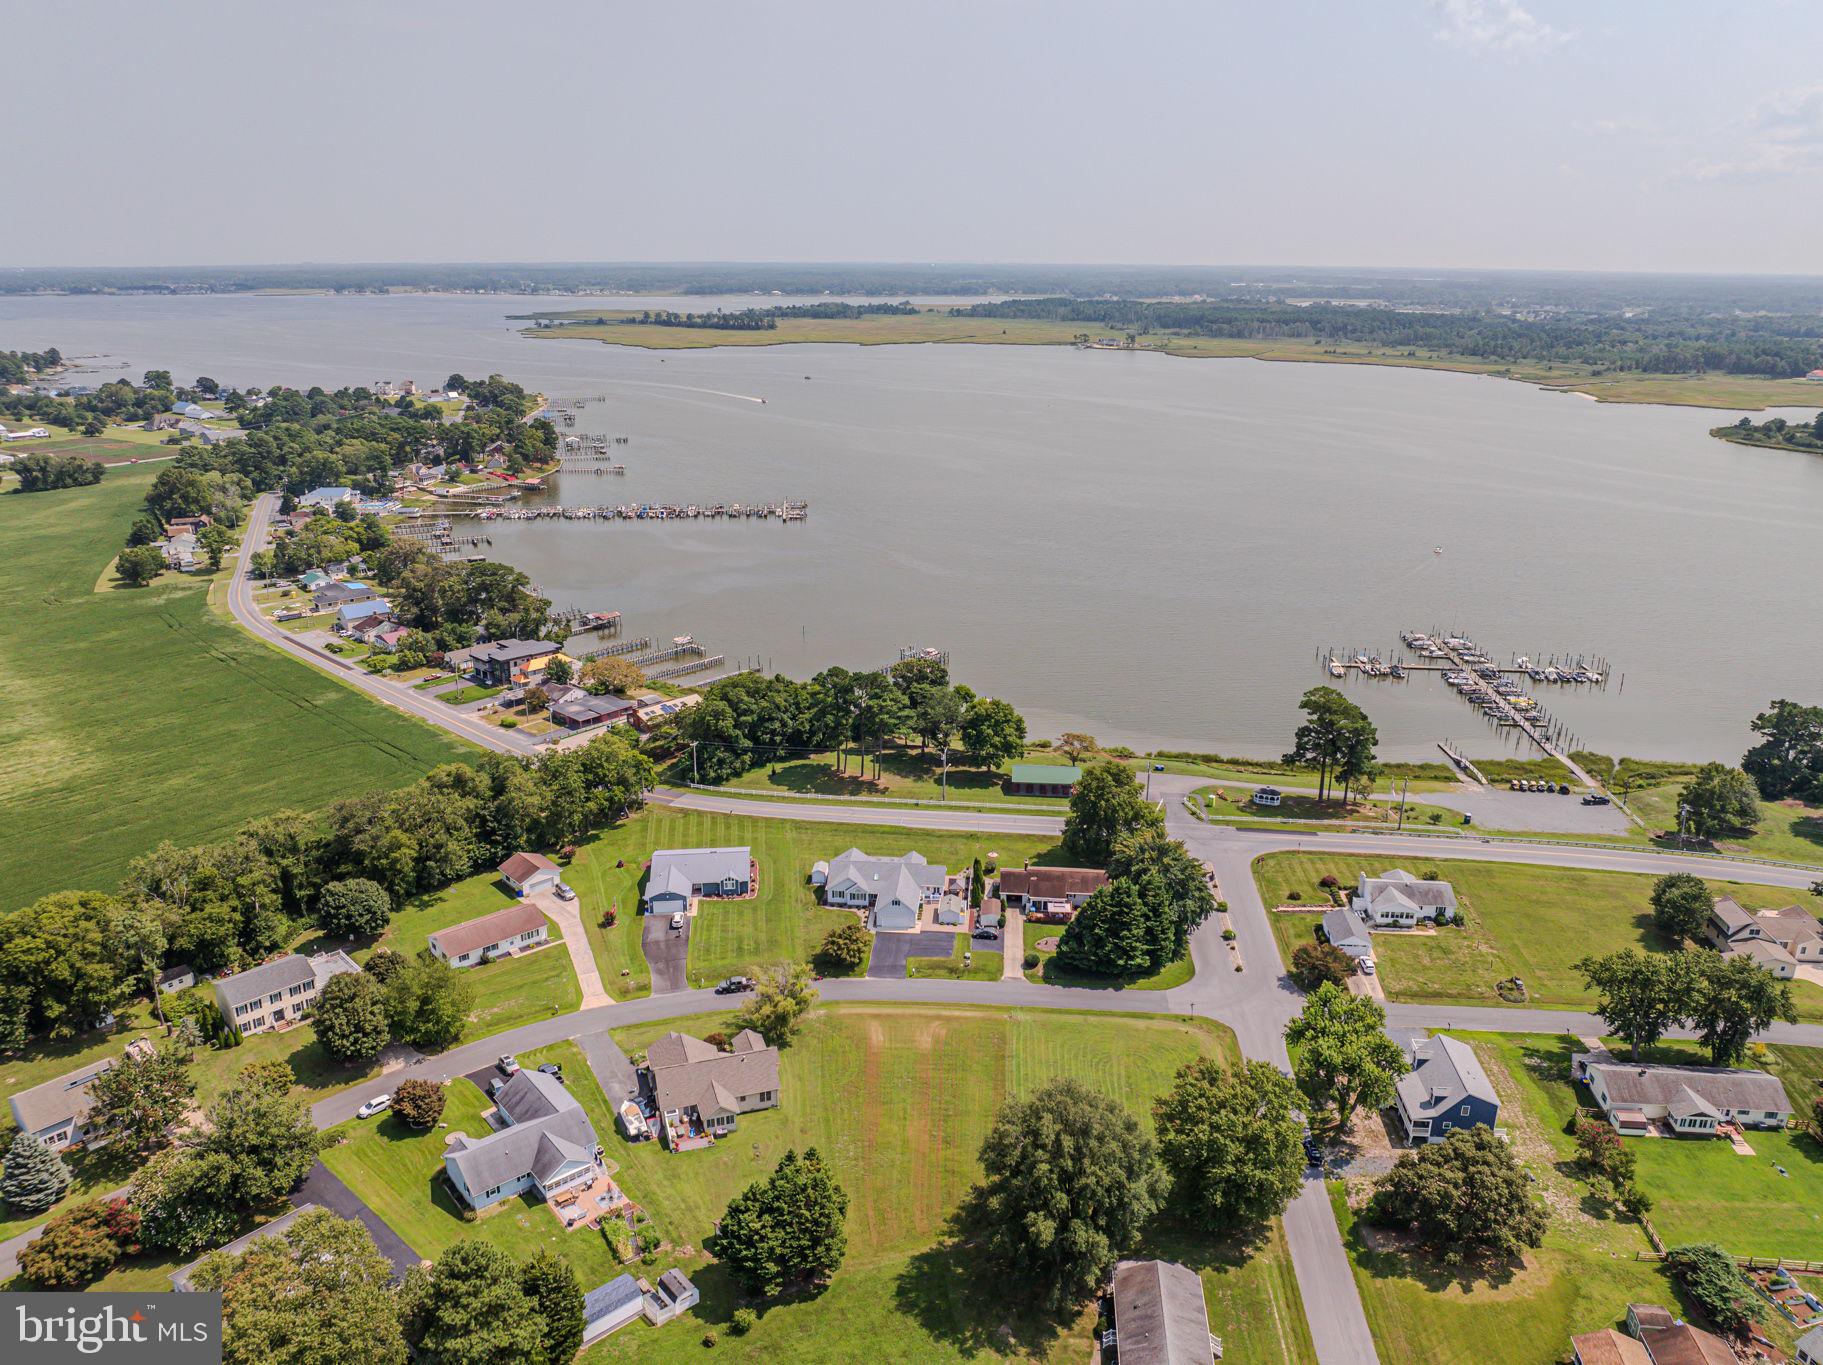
xmin=166 ymin=514 xmax=213 ymax=534
xmin=582 ymin=1274 xmax=646 ymax=1343
xmin=820 ymin=848 xmax=947 ymax=930
xmin=1005 ymin=763 xmax=1081 ymax=797
xmin=1796 ymin=1324 xmax=1823 ymax=1365
xmin=311 ymin=581 xmax=379 ymax=610
xmin=157 ymin=964 xmax=196 ymax=993
xmin=146 ymin=413 xmax=183 ymax=431
xmin=427 ymin=903 xmax=549 ymax=967
xmin=213 ymin=950 xmax=361 ymax=1037
xmin=1252 ymin=786 xmax=1283 ymax=807
xmin=444 ymin=1069 xmax=602 ymax=1211
xmin=368 ymin=626 xmax=410 ymax=652
xmin=162 ymin=532 xmax=201 ymax=571
xmin=199 ymin=426 xmax=246 ymax=447
xmin=1320 ymin=907 xmax=1373 ymax=959
xmin=336 ymin=598 xmax=393 ymax=632
xmin=644 ymin=1030 xmax=781 ymax=1149
xmin=498 ymin=851 xmax=562 ymax=898
xmin=1107 ymin=1260 xmax=1218 ymax=1365
xmin=169 ymin=401 xmax=218 ymax=421
xmin=1617 ymin=1303 xmax=1735 ymax=1365
xmin=298 ymin=485 xmax=357 ymax=510
xmin=296 ymin=569 xmax=330 ymax=591
xmin=1707 ymin=897 xmax=1823 ymax=977
xmin=632 ymin=693 xmax=702 ymax=731
xmin=642 ymin=1269 xmax=700 ymax=1325
xmin=550 ymin=691 xmax=634 ymax=730
xmin=467 ymin=639 xmax=563 ymax=686
xmin=1389 ymin=1031 xmax=1499 ymax=1144
xmin=1352 ymin=869 xmax=1458 ymax=927
xmin=997 ymin=866 xmax=1108 ymax=917
xmin=644 ymin=847 xmax=753 ymax=916
xmin=8 ymin=1058 xmax=118 ymax=1151
xmin=1571 ymin=1330 xmax=1651 ymax=1365
xmin=1573 ymin=1051 xmax=1792 ymax=1135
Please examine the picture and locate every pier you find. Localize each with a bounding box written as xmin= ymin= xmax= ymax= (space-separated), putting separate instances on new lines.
xmin=628 ymin=637 xmax=707 ymax=669
xmin=573 ymin=636 xmax=650 ymax=662
xmin=435 ymin=500 xmax=808 ymax=523
xmin=648 ymin=654 xmax=724 ymax=681
xmin=548 ymin=608 xmax=620 ymax=636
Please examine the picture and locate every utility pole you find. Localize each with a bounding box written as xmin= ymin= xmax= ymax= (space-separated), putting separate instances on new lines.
xmin=941 ymin=745 xmax=949 ymax=801
xmin=691 ymin=741 xmax=699 ymax=784
xmin=1397 ymin=777 xmax=1410 ymax=831
xmin=1678 ymin=801 xmax=1690 ymax=850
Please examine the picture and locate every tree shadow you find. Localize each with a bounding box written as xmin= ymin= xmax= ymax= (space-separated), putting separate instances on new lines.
xmin=891 ymin=1205 xmax=1078 ymax=1360
xmin=1339 ymin=1200 xmax=1523 ymax=1292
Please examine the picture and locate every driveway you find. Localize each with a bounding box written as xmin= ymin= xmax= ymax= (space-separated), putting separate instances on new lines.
xmin=642 ymin=912 xmax=691 ymax=994
xmin=1000 ymin=903 xmax=1025 ymax=979
xmin=867 ymin=930 xmax=959 ymax=979
xmin=292 ymin=1159 xmax=422 ymax=1277
xmin=531 ymin=890 xmax=612 ymax=1007
xmin=578 ymin=1031 xmax=641 ymax=1109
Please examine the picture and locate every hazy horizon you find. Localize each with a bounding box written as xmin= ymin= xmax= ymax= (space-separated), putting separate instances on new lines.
xmin=5 ymin=0 xmax=1822 ymax=275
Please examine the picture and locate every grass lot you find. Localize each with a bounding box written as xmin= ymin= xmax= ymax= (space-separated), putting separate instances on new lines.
xmin=1194 ymin=786 xmax=1465 ymax=829
xmin=1628 ymin=781 xmax=1823 ymax=867
xmin=1329 ymin=1030 xmax=1703 ymax=1364
xmin=520 ymin=309 xmax=1822 ymax=410
xmin=582 ymin=1005 xmax=1314 ymax=1365
xmin=713 ymin=745 xmax=1074 ymax=807
xmin=1020 ymin=919 xmax=1196 ymax=991
xmin=904 ymin=934 xmax=1000 ymax=981
xmin=319 ymin=1040 xmax=623 ymax=1284
xmin=438 ymin=683 xmax=503 ymax=706
xmin=0 ymin=468 xmax=471 ymax=908
xmin=552 ymin=808 xmax=1064 ymax=993
xmin=1256 ymin=853 xmax=1823 ymax=1018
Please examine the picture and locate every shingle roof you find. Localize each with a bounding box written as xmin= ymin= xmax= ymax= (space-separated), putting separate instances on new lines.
xmin=648 ymin=847 xmax=751 ymax=896
xmin=1710 ymin=896 xmax=1758 ymax=936
xmin=1395 ymin=1033 xmax=1497 ymax=1121
xmin=8 ymin=1058 xmax=114 ymax=1135
xmin=1570 ymin=1329 xmax=1651 ymax=1365
xmin=428 ymin=903 xmax=547 ymax=960
xmin=214 ymin=954 xmax=316 ymax=1011
xmin=1322 ymin=907 xmax=1371 ymax=945
xmin=498 ymin=851 xmax=559 ymax=884
xmin=473 ymin=639 xmax=562 ymax=664
xmin=999 ymin=867 xmax=1109 ymax=900
xmin=446 ymin=1069 xmax=597 ymax=1196
xmin=1638 ymin=1323 xmax=1737 ymax=1365
xmin=1111 ymin=1259 xmax=1215 ymax=1365
xmin=1758 ymin=903 xmax=1823 ymax=947
xmin=583 ymin=1274 xmax=642 ymax=1324
xmin=1358 ymin=870 xmax=1457 ymax=911
xmin=1579 ymin=1055 xmax=1791 ymax=1114
xmin=646 ymin=1032 xmax=780 ymax=1119
xmin=825 ymin=850 xmax=946 ymax=899
xmin=657 ymin=1268 xmax=695 ymax=1303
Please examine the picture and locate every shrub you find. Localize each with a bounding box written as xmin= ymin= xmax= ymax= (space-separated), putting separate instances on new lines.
xmin=1665 ymin=1243 xmax=1761 ymax=1335
xmin=394 ymin=1079 xmax=447 ymax=1128
xmin=730 ymin=1308 xmax=756 ymax=1335
xmin=816 ymin=922 xmax=872 ymax=974
xmin=704 ymin=1032 xmax=730 ymax=1050
xmin=1286 ymin=889 xmax=1301 ymax=901
xmin=1022 ymin=952 xmax=1040 ymax=970
xmin=1318 ymin=875 xmax=1340 ymax=889
xmin=1290 ymin=941 xmax=1354 ymax=991
xmin=1221 ymin=928 xmax=1236 ymax=941
xmin=702 ymin=1332 xmax=718 ymax=1347
xmin=500 ymin=718 xmax=518 ymax=729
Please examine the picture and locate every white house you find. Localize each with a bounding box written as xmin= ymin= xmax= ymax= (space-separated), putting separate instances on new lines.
xmin=643 ymin=846 xmax=752 ymax=917
xmin=157 ymin=965 xmax=196 ymax=994
xmin=1795 ymin=1324 xmax=1823 ymax=1365
xmin=298 ymin=485 xmax=357 ymax=510
xmin=444 ymin=1069 xmax=601 ymax=1210
xmin=821 ymin=849 xmax=948 ymax=930
xmin=1708 ymin=898 xmax=1823 ymax=978
xmin=8 ymin=1060 xmax=116 ymax=1152
xmin=1352 ymin=870 xmax=1457 ymax=927
xmin=1573 ymin=1051 xmax=1792 ymax=1136
xmin=427 ymin=903 xmax=549 ymax=967
xmin=498 ymin=851 xmax=562 ymax=898
xmin=2 ymin=425 xmax=50 ymax=441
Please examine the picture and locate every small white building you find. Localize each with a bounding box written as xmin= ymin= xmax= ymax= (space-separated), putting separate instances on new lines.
xmin=498 ymin=851 xmax=562 ymax=899
xmin=1252 ymin=786 xmax=1282 ymax=807
xmin=581 ymin=1275 xmax=645 ymax=1343
xmin=157 ymin=964 xmax=196 ymax=994
xmin=643 ymin=1269 xmax=700 ymax=1325
xmin=1320 ymin=907 xmax=1373 ymax=958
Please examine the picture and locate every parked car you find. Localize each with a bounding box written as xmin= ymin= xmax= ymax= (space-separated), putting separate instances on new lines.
xmin=498 ymin=1053 xmax=520 ymax=1075
xmin=537 ymin=1062 xmax=563 ymax=1078
xmin=973 ymin=929 xmax=1000 ymax=941
xmin=1557 ymin=783 xmax=1571 ymax=795
xmin=714 ymin=975 xmax=754 ymax=995
xmin=1302 ymin=1135 xmax=1324 ymax=1166
xmin=669 ymin=912 xmax=685 ymax=931
xmin=1581 ymin=793 xmax=1611 ymax=805
xmin=1359 ymin=955 xmax=1376 ymax=976
xmin=356 ymin=1094 xmax=391 ymax=1119
xmin=554 ymin=882 xmax=577 ymax=901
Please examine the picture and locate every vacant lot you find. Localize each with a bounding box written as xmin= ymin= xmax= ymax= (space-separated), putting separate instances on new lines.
xmin=552 ymin=808 xmax=1064 ymax=994
xmin=0 ymin=468 xmax=471 ymax=907
xmin=1628 ymin=781 xmax=1823 ymax=867
xmin=583 ymin=1005 xmax=1314 ymax=1365
xmin=1257 ymin=853 xmax=1823 ymax=1018
xmin=713 ymin=746 xmax=1075 ymax=808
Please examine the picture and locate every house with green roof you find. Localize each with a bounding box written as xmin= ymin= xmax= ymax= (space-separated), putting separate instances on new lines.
xmin=1006 ymin=763 xmax=1082 ymax=797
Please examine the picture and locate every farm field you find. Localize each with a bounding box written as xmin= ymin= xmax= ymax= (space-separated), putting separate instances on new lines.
xmin=1256 ymin=853 xmax=1823 ymax=1019
xmin=554 ymin=808 xmax=1063 ymax=993
xmin=582 ymin=1005 xmax=1314 ymax=1365
xmin=0 ymin=467 xmax=472 ymax=908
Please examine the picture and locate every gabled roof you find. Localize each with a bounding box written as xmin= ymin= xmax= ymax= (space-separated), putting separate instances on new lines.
xmin=428 ymin=902 xmax=547 ymax=959
xmin=825 ymin=849 xmax=946 ymax=899
xmin=1395 ymin=1033 xmax=1497 ymax=1121
xmin=1111 ymin=1259 xmax=1215 ymax=1365
xmin=1358 ymin=870 xmax=1456 ymax=911
xmin=583 ymin=1274 xmax=642 ymax=1324
xmin=1757 ymin=903 xmax=1823 ymax=948
xmin=8 ymin=1058 xmax=115 ymax=1134
xmin=648 ymin=847 xmax=751 ymax=893
xmin=646 ymin=1032 xmax=780 ymax=1119
xmin=446 ymin=1069 xmax=597 ymax=1195
xmin=1726 ymin=937 xmax=1796 ymax=967
xmin=999 ymin=867 xmax=1109 ymax=900
xmin=1570 ymin=1329 xmax=1650 ymax=1365
xmin=1668 ymin=1086 xmax=1722 ymax=1121
xmin=1577 ymin=1054 xmax=1792 ymax=1114
xmin=498 ymin=851 xmax=559 ymax=884
xmin=215 ymin=953 xmax=315 ymax=1010
xmin=1709 ymin=896 xmax=1758 ymax=938
xmin=1638 ymin=1322 xmax=1737 ymax=1365
xmin=1322 ymin=907 xmax=1371 ymax=945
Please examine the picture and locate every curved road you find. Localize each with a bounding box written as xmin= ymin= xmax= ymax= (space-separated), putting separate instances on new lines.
xmin=225 ymin=516 xmax=1823 ymax=1361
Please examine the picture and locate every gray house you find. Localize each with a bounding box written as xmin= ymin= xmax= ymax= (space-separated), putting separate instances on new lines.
xmin=1320 ymin=907 xmax=1373 ymax=959
xmin=821 ymin=849 xmax=947 ymax=930
xmin=444 ymin=1069 xmax=601 ymax=1210
xmin=644 ymin=847 xmax=752 ymax=916
xmin=214 ymin=950 xmax=360 ymax=1037
xmin=1390 ymin=1031 xmax=1499 ymax=1144
xmin=8 ymin=1059 xmax=116 ymax=1152
xmin=1352 ymin=869 xmax=1457 ymax=927
xmin=644 ymin=1030 xmax=781 ymax=1149
xmin=1109 ymin=1259 xmax=1218 ymax=1365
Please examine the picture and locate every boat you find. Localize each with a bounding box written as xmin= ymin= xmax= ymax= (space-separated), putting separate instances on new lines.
xmin=1327 ymin=659 xmax=1346 ymax=677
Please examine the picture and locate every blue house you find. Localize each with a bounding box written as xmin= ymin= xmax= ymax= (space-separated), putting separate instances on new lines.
xmin=336 ymin=597 xmax=391 ymax=627
xmin=1389 ymin=1031 xmax=1499 ymax=1144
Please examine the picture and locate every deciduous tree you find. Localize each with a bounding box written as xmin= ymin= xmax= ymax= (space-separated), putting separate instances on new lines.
xmin=815 ymin=922 xmax=871 ymax=974
xmin=1284 ymin=982 xmax=1407 ymax=1131
xmin=86 ymin=1039 xmax=196 ymax=1157
xmin=1689 ymin=952 xmax=1797 ymax=1066
xmin=19 ymin=1198 xmax=139 ymax=1288
xmin=1574 ymin=950 xmax=1694 ymax=1061
xmin=313 ymin=972 xmax=392 ymax=1064
xmin=1153 ymin=1059 xmax=1304 ymax=1227
xmin=1650 ymin=872 xmax=1713 ymax=947
xmin=393 ymin=1079 xmax=447 ymax=1128
xmin=1369 ymin=1128 xmax=1546 ymax=1263
xmin=384 ymin=953 xmax=474 ymax=1051
xmin=960 ymin=697 xmax=1027 ymax=769
xmin=1062 ymin=759 xmax=1163 ymax=863
xmin=735 ymin=961 xmax=818 ymax=1046
xmin=1679 ymin=763 xmax=1762 ymax=839
xmin=314 ymin=878 xmax=392 ymax=939
xmin=1290 ymin=940 xmax=1355 ymax=991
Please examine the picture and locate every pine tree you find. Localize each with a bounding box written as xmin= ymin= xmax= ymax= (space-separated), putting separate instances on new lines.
xmin=2 ymin=1132 xmax=72 ymax=1215
xmin=716 ymin=1148 xmax=849 ymax=1295
xmin=520 ymin=1249 xmax=585 ymax=1363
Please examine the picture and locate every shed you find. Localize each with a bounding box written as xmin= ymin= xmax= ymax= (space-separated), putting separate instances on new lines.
xmin=582 ymin=1274 xmax=645 ymax=1342
xmin=1110 ymin=1259 xmax=1216 ymax=1365
xmin=1006 ymin=763 xmax=1082 ymax=797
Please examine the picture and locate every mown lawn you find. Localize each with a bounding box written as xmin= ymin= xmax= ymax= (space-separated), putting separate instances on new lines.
xmin=1629 ymin=782 xmax=1823 ymax=868
xmin=554 ymin=809 xmax=1064 ymax=993
xmin=1193 ymin=785 xmax=1465 ymax=829
xmin=1329 ymin=1030 xmax=1699 ymax=1365
xmin=1256 ymin=853 xmax=1823 ymax=1019
xmin=713 ymin=745 xmax=1074 ymax=808
xmin=904 ymin=934 xmax=1000 ymax=981
xmin=318 ymin=1040 xmax=622 ymax=1284
xmin=583 ymin=1005 xmax=1314 ymax=1365
xmin=0 ymin=467 xmax=471 ymax=909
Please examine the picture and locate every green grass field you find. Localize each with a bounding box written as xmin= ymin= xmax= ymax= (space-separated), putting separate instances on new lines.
xmin=904 ymin=933 xmax=1001 ymax=981
xmin=1627 ymin=782 xmax=1823 ymax=867
xmin=712 ymin=745 xmax=1075 ymax=807
xmin=0 ymin=468 xmax=472 ymax=908
xmin=1256 ymin=853 xmax=1823 ymax=1018
xmin=551 ymin=808 xmax=1064 ymax=993
xmin=581 ymin=1005 xmax=1314 ymax=1365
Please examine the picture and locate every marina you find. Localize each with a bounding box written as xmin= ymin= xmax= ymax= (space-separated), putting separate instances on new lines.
xmin=436 ymin=500 xmax=809 ymax=523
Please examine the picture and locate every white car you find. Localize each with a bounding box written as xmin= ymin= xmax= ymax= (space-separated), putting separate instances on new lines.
xmin=356 ymin=1094 xmax=391 ymax=1119
xmin=498 ymin=1054 xmax=520 ymax=1075
xmin=1360 ymin=956 xmax=1377 ymax=976
xmin=669 ymin=912 xmax=685 ymax=930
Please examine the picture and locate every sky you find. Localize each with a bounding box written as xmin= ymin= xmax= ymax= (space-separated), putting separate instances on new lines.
xmin=4 ymin=0 xmax=1822 ymax=273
